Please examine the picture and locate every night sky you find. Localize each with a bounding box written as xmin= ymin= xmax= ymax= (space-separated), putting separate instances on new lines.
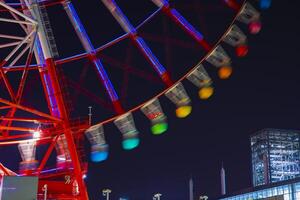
xmin=1 ymin=0 xmax=300 ymax=200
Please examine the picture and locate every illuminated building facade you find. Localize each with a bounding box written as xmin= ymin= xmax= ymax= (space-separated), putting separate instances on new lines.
xmin=219 ymin=178 xmax=300 ymax=200
xmin=251 ymin=129 xmax=300 ymax=186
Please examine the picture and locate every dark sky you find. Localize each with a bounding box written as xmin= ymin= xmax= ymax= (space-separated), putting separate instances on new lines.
xmin=1 ymin=0 xmax=300 ymax=200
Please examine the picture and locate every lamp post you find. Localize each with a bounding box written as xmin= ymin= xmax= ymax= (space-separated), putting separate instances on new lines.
xmin=42 ymin=184 xmax=48 ymax=200
xmin=88 ymin=106 xmax=92 ymax=126
xmin=199 ymin=195 xmax=208 ymax=200
xmin=102 ymin=189 xmax=112 ymax=200
xmin=153 ymin=193 xmax=162 ymax=200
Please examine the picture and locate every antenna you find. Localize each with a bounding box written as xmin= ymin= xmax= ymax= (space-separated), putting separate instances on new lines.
xmin=102 ymin=189 xmax=112 ymax=200
xmin=88 ymin=106 xmax=92 ymax=126
xmin=221 ymin=162 xmax=226 ymax=195
xmin=42 ymin=184 xmax=48 ymax=200
xmin=189 ymin=176 xmax=194 ymax=200
xmin=153 ymin=193 xmax=162 ymax=200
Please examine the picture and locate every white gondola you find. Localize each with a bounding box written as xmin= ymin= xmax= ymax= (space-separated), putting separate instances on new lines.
xmin=85 ymin=124 xmax=109 ymax=162
xmin=18 ymin=141 xmax=38 ymax=173
xmin=223 ymin=25 xmax=248 ymax=57
xmin=187 ymin=64 xmax=214 ymax=100
xmin=238 ymin=2 xmax=262 ymax=34
xmin=165 ymin=82 xmax=192 ymax=118
xmin=206 ymin=45 xmax=232 ymax=79
xmin=141 ymin=98 xmax=168 ymax=135
xmin=114 ymin=112 xmax=139 ymax=150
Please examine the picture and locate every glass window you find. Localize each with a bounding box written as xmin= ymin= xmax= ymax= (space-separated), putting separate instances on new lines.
xmin=272 ymin=187 xmax=278 ymax=196
xmin=284 ymin=193 xmax=291 ymax=200
xmin=257 ymin=190 xmax=263 ymax=199
xmin=295 ymin=182 xmax=300 ymax=192
xmin=283 ymin=185 xmax=290 ymax=194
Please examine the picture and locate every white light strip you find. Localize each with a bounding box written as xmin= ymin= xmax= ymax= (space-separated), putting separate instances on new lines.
xmin=4 ymin=30 xmax=35 ymax=62
xmin=0 ymin=34 xmax=24 ymax=40
xmin=0 ymin=41 xmax=20 ymax=49
xmin=0 ymin=1 xmax=37 ymax=25
xmin=8 ymin=44 xmax=30 ymax=67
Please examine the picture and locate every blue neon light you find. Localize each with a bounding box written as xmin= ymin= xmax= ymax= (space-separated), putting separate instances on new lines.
xmin=170 ymin=9 xmax=204 ymax=41
xmin=94 ymin=60 xmax=119 ymax=101
xmin=35 ymin=38 xmax=61 ymax=117
xmin=66 ymin=2 xmax=119 ymax=102
xmin=66 ymin=3 xmax=94 ymax=50
xmin=135 ymin=37 xmax=166 ymax=76
xmin=103 ymin=0 xmax=166 ymax=76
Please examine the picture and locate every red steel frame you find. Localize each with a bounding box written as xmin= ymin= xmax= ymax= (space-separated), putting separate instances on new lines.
xmin=0 ymin=0 xmax=244 ymax=199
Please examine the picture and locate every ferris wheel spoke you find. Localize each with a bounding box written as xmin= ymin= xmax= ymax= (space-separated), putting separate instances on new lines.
xmin=119 ymin=43 xmax=132 ymax=104
xmin=101 ymin=0 xmax=172 ymax=86
xmin=100 ymin=54 xmax=162 ymax=84
xmin=140 ymin=32 xmax=198 ymax=49
xmin=62 ymin=1 xmax=123 ymax=114
xmin=162 ymin=18 xmax=172 ymax=75
xmin=65 ymin=77 xmax=114 ymax=111
xmin=151 ymin=0 xmax=211 ymax=51
xmin=222 ymin=0 xmax=241 ymax=11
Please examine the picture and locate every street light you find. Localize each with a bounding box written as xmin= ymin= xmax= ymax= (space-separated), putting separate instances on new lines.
xmin=199 ymin=195 xmax=208 ymax=200
xmin=102 ymin=189 xmax=112 ymax=200
xmin=153 ymin=193 xmax=162 ymax=200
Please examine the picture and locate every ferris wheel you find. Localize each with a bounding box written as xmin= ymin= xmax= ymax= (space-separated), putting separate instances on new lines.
xmin=0 ymin=0 xmax=271 ymax=199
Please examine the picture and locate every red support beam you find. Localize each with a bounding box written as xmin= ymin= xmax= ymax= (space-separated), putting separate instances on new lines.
xmin=0 ymin=125 xmax=35 ymax=132
xmin=37 ymin=135 xmax=59 ymax=175
xmin=100 ymin=54 xmax=161 ymax=84
xmin=0 ymin=116 xmax=56 ymax=123
xmin=44 ymin=58 xmax=89 ymax=200
xmin=0 ymin=97 xmax=62 ymax=122
xmin=0 ymin=133 xmax=35 ymax=141
xmin=0 ymin=106 xmax=11 ymax=110
xmin=65 ymin=77 xmax=114 ymax=111
xmin=0 ymin=60 xmax=16 ymax=102
xmin=222 ymin=0 xmax=241 ymax=11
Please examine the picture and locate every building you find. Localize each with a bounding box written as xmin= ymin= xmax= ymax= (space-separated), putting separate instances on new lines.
xmin=218 ymin=129 xmax=300 ymax=200
xmin=251 ymin=129 xmax=300 ymax=186
xmin=219 ymin=177 xmax=300 ymax=200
